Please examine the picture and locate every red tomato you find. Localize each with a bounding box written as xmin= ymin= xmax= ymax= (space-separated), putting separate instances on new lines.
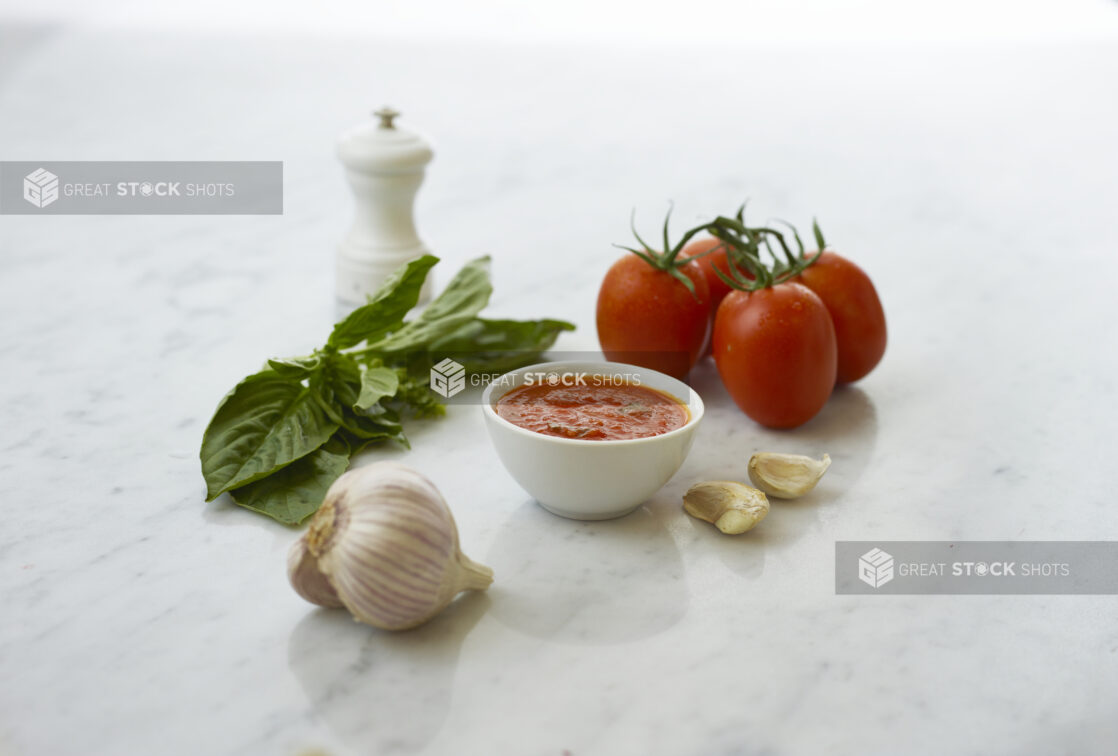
xmin=679 ymin=236 xmax=756 ymax=358
xmin=679 ymin=237 xmax=735 ymax=311
xmin=713 ymin=282 xmax=837 ymax=428
xmin=794 ymin=251 xmax=886 ymax=383
xmin=596 ymin=255 xmax=710 ymax=379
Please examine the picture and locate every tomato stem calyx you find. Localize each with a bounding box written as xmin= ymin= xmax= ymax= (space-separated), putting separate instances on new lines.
xmin=614 ymin=206 xmax=718 ymax=298
xmin=708 ymin=213 xmax=830 ymax=292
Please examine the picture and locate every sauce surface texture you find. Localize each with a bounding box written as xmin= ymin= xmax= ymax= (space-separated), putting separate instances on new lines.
xmin=495 ymin=380 xmax=689 ymax=440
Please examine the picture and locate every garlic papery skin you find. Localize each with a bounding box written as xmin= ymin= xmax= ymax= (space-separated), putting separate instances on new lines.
xmin=287 ymin=537 xmax=345 ymax=608
xmin=748 ymin=452 xmax=831 ymax=499
xmin=682 ymin=481 xmax=769 ymax=534
xmin=292 ymin=461 xmax=493 ymax=631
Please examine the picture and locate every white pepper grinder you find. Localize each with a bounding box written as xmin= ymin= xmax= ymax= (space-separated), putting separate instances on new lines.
xmin=336 ymin=106 xmax=434 ymax=312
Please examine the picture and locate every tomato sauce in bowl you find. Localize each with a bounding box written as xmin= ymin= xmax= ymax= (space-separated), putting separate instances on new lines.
xmin=495 ymin=380 xmax=689 ymax=441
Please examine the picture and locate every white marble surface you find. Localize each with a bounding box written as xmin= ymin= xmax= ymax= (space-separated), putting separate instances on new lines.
xmin=3 ymin=14 xmax=1118 ymax=756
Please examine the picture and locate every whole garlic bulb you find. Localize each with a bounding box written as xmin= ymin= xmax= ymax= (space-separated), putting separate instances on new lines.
xmin=287 ymin=461 xmax=493 ymax=631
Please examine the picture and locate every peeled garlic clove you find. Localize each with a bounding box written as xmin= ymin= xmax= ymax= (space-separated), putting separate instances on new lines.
xmin=748 ymin=452 xmax=831 ymax=499
xmin=295 ymin=461 xmax=493 ymax=631
xmin=683 ymin=481 xmax=769 ymax=534
xmin=287 ymin=537 xmax=344 ymax=609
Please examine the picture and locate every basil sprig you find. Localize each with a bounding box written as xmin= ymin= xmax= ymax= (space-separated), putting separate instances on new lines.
xmin=200 ymin=255 xmax=573 ymax=525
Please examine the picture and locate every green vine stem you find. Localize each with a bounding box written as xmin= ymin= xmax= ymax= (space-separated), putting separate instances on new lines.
xmin=708 ymin=213 xmax=829 ymax=292
xmin=615 ymin=206 xmax=719 ymax=297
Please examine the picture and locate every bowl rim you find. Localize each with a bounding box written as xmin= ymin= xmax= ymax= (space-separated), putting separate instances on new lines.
xmin=481 ymin=360 xmax=705 ymax=447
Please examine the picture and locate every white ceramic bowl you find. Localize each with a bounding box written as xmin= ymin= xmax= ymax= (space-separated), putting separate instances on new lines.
xmin=481 ymin=361 xmax=704 ymax=520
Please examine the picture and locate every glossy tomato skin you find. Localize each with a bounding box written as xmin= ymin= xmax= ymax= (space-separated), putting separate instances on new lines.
xmin=680 ymin=237 xmax=753 ymax=358
xmin=596 ymin=254 xmax=710 ymax=379
xmin=794 ymin=251 xmax=886 ymax=383
xmin=679 ymin=237 xmax=735 ymax=312
xmin=713 ymin=282 xmax=837 ymax=428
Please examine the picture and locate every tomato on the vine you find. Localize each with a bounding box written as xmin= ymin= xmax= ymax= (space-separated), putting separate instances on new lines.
xmin=679 ymin=237 xmax=735 ymax=312
xmin=596 ymin=213 xmax=714 ymax=379
xmin=713 ymin=282 xmax=837 ymax=428
xmin=680 ymin=235 xmax=758 ymax=358
xmin=792 ymin=224 xmax=886 ymax=383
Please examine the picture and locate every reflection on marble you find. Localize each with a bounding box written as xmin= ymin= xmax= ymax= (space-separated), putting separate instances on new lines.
xmin=288 ymin=595 xmax=490 ymax=755
xmin=486 ymin=502 xmax=687 ymax=644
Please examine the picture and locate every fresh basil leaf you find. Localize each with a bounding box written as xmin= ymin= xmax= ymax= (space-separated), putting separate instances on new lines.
xmin=200 ymin=369 xmax=339 ymax=500
xmin=201 ymin=255 xmax=578 ymax=524
xmin=359 ymin=401 xmax=399 ymax=422
xmin=327 ymin=254 xmax=439 ymax=349
xmin=411 ymin=255 xmax=492 ymax=323
xmin=428 ymin=317 xmax=574 ymax=372
xmin=342 ymin=427 xmax=408 ymax=455
xmin=355 ymin=366 xmax=399 ymax=410
xmin=337 ymin=415 xmax=396 ymax=440
xmin=228 ymin=435 xmax=351 ymax=525
xmin=267 ymin=355 xmax=321 ymax=379
xmin=389 ymin=428 xmax=411 ymax=450
xmin=315 ymin=354 xmax=403 ymax=440
xmin=389 ymin=370 xmax=447 ymax=419
xmin=320 ymin=353 xmax=363 ymax=407
xmin=370 ymin=256 xmax=493 ymax=353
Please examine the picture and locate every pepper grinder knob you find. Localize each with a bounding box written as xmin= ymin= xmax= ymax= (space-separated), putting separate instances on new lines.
xmin=373 ymin=106 xmax=399 ymax=129
xmin=336 ymin=106 xmax=434 ymax=312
